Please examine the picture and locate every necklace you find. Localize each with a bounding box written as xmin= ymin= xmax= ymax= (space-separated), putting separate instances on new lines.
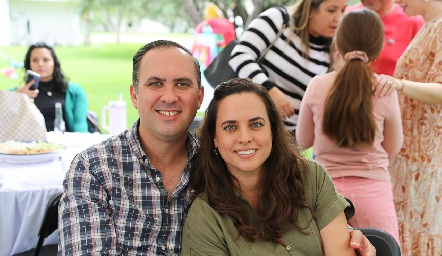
xmin=39 ymin=85 xmax=54 ymax=96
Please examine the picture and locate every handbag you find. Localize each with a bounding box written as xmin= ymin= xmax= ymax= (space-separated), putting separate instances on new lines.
xmin=203 ymin=6 xmax=289 ymax=89
xmin=0 ymin=91 xmax=47 ymax=142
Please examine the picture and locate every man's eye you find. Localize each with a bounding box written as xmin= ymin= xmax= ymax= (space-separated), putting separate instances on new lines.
xmin=177 ymin=82 xmax=190 ymax=87
xmin=251 ymin=122 xmax=264 ymax=128
xmin=148 ymin=82 xmax=162 ymax=87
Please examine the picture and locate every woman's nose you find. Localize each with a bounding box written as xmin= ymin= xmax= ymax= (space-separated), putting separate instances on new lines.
xmin=238 ymin=127 xmax=252 ymax=143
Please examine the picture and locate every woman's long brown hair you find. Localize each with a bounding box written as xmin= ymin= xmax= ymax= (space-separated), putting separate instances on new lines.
xmin=322 ymin=9 xmax=384 ymax=148
xmin=190 ymin=78 xmax=312 ymax=243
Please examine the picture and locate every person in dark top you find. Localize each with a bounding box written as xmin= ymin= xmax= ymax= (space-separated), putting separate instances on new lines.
xmin=15 ymin=42 xmax=88 ymax=132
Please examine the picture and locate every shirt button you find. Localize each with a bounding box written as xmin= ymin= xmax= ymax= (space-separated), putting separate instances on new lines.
xmin=286 ymin=245 xmax=292 ymax=251
xmin=164 ymin=208 xmax=169 ymax=214
xmin=161 ymin=244 xmax=166 ymax=250
xmin=155 ymin=176 xmax=160 ymax=182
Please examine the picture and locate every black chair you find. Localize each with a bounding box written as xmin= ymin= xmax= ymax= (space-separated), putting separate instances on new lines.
xmin=34 ymin=192 xmax=63 ymax=256
xmin=189 ymin=116 xmax=202 ymax=135
xmin=358 ymin=228 xmax=401 ymax=256
xmin=86 ymin=110 xmax=102 ymax=133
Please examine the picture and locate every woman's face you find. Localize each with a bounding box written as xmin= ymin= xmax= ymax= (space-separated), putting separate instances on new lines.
xmin=308 ymin=0 xmax=348 ymax=38
xmin=30 ymin=47 xmax=55 ymax=82
xmin=395 ymin=0 xmax=426 ymax=17
xmin=214 ymin=93 xmax=273 ymax=180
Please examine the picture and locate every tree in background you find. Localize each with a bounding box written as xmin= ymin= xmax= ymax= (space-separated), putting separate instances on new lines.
xmin=72 ymin=0 xmax=361 ymax=44
xmin=73 ymin=0 xmax=145 ymax=44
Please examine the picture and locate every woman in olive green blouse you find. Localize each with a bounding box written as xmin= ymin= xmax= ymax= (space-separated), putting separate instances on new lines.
xmin=183 ymin=78 xmax=356 ymax=256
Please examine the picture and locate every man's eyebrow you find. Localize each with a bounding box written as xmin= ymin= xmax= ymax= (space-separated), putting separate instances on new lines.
xmin=173 ymin=77 xmax=194 ymax=84
xmin=142 ymin=77 xmax=194 ymax=84
xmin=143 ymin=77 xmax=164 ymax=84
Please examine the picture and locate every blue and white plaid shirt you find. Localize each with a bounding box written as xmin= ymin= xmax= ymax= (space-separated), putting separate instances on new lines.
xmin=58 ymin=120 xmax=197 ymax=255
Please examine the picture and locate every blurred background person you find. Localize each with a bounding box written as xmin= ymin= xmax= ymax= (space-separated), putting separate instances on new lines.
xmin=346 ymin=0 xmax=424 ymax=76
xmin=14 ymin=43 xmax=88 ymax=132
xmin=192 ymin=2 xmax=236 ymax=72
xmin=229 ymin=0 xmax=347 ymax=132
xmin=296 ymin=9 xmax=403 ymax=244
xmin=373 ymin=0 xmax=442 ymax=254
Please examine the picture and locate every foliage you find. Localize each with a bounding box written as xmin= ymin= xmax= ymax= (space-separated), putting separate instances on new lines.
xmin=70 ymin=0 xmax=362 ymax=40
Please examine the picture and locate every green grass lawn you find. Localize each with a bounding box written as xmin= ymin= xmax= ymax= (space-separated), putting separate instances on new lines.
xmin=0 ymin=43 xmax=149 ymax=131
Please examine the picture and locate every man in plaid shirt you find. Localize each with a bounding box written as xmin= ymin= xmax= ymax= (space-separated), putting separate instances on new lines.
xmin=58 ymin=40 xmax=375 ymax=255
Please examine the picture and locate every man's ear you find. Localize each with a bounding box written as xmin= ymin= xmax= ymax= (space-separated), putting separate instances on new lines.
xmin=130 ymin=84 xmax=138 ymax=109
xmin=198 ymin=86 xmax=205 ymax=109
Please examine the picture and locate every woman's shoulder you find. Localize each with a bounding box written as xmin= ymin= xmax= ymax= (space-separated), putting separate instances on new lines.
xmin=431 ymin=17 xmax=442 ymax=32
xmin=301 ymin=158 xmax=327 ymax=177
xmin=189 ymin=192 xmax=210 ymax=210
xmin=187 ymin=192 xmax=223 ymax=222
xmin=306 ymin=72 xmax=335 ymax=94
xmin=66 ymin=82 xmax=83 ymax=90
xmin=300 ymin=158 xmax=340 ymax=193
xmin=312 ymin=72 xmax=335 ymax=84
xmin=66 ymin=82 xmax=86 ymax=95
xmin=258 ymin=6 xmax=287 ymax=24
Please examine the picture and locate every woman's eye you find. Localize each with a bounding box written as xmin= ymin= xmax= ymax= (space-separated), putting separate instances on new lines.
xmin=251 ymin=122 xmax=264 ymax=128
xmin=224 ymin=125 xmax=235 ymax=131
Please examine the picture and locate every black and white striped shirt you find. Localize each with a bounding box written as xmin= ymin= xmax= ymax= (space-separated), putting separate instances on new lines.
xmin=229 ymin=6 xmax=331 ymax=131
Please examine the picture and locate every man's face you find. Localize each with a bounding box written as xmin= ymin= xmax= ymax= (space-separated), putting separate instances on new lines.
xmin=360 ymin=0 xmax=394 ymax=16
xmin=130 ymin=47 xmax=204 ymax=142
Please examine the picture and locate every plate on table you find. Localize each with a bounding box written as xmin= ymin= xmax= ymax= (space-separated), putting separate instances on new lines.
xmin=0 ymin=140 xmax=66 ymax=164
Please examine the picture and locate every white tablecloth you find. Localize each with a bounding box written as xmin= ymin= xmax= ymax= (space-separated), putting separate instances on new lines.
xmin=0 ymin=132 xmax=110 ymax=256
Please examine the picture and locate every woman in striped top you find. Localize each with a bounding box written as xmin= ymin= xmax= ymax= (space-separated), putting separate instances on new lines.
xmin=229 ymin=0 xmax=347 ymax=132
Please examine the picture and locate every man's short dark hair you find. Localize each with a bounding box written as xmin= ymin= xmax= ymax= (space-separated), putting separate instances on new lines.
xmin=132 ymin=40 xmax=202 ymax=92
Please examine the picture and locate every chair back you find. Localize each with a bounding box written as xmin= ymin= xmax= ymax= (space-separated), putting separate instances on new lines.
xmin=34 ymin=192 xmax=63 ymax=256
xmin=358 ymin=228 xmax=401 ymax=256
xmin=86 ymin=110 xmax=102 ymax=133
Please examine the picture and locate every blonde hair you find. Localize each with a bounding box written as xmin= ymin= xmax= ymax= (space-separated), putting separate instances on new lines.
xmin=287 ymin=0 xmax=328 ymax=56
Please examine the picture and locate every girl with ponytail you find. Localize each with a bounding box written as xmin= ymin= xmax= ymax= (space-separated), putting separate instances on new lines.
xmin=296 ymin=8 xmax=403 ymax=244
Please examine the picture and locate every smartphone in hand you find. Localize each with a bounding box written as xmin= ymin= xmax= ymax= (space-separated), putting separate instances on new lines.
xmin=26 ymin=70 xmax=40 ymax=90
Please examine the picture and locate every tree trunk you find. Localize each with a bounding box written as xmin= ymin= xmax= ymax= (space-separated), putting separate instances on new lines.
xmin=115 ymin=8 xmax=123 ymax=44
xmin=83 ymin=12 xmax=91 ymax=46
xmin=233 ymin=0 xmax=248 ymax=28
xmin=181 ymin=0 xmax=203 ymax=27
xmin=246 ymin=0 xmax=263 ymax=28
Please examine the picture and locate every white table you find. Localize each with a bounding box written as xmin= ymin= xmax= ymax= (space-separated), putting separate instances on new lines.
xmin=0 ymin=132 xmax=110 ymax=256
